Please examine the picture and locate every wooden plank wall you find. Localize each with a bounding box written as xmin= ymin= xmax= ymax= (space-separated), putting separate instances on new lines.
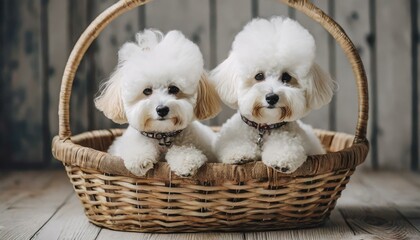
xmin=0 ymin=0 xmax=418 ymax=170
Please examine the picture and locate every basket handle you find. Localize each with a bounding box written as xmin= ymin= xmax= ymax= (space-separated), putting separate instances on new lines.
xmin=58 ymin=0 xmax=369 ymax=144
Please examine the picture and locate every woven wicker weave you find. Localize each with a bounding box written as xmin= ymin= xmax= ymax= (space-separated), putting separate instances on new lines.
xmin=52 ymin=0 xmax=369 ymax=232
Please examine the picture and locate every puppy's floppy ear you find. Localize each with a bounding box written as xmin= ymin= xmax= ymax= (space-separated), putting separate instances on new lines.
xmin=94 ymin=42 xmax=140 ymax=124
xmin=306 ymin=63 xmax=336 ymax=110
xmin=94 ymin=69 xmax=127 ymax=124
xmin=194 ymin=73 xmax=221 ymax=120
xmin=209 ymin=55 xmax=239 ymax=109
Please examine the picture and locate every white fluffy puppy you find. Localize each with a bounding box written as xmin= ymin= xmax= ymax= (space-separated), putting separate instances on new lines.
xmin=210 ymin=17 xmax=335 ymax=173
xmin=95 ymin=29 xmax=220 ymax=177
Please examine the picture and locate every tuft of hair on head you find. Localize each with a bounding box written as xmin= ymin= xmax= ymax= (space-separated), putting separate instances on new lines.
xmin=135 ymin=29 xmax=163 ymax=51
xmin=194 ymin=73 xmax=222 ymax=120
xmin=305 ymin=63 xmax=336 ymax=110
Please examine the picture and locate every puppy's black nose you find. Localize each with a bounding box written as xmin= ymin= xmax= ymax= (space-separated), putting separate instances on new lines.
xmin=156 ymin=105 xmax=169 ymax=117
xmin=265 ymin=93 xmax=279 ymax=105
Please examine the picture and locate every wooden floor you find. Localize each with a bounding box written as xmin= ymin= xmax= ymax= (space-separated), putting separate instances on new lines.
xmin=0 ymin=170 xmax=420 ymax=240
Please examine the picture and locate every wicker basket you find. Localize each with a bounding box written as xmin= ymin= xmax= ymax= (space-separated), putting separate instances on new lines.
xmin=52 ymin=0 xmax=369 ymax=233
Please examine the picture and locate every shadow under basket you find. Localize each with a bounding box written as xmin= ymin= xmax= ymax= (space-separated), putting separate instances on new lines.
xmin=52 ymin=0 xmax=370 ymax=233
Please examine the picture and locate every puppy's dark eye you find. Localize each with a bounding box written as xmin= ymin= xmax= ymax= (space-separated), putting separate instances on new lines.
xmin=143 ymin=88 xmax=153 ymax=96
xmin=281 ymin=72 xmax=292 ymax=83
xmin=254 ymin=72 xmax=265 ymax=81
xmin=168 ymin=85 xmax=180 ymax=95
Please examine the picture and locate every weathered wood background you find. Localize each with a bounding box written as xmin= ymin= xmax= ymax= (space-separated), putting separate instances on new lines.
xmin=0 ymin=0 xmax=419 ymax=170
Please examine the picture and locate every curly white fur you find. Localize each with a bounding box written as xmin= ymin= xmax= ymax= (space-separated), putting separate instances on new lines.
xmin=96 ymin=29 xmax=220 ymax=177
xmin=211 ymin=17 xmax=335 ymax=173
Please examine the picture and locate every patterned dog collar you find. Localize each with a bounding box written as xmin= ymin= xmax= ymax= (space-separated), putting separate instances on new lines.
xmin=240 ymin=115 xmax=287 ymax=131
xmin=140 ymin=129 xmax=183 ymax=147
xmin=241 ymin=115 xmax=287 ymax=148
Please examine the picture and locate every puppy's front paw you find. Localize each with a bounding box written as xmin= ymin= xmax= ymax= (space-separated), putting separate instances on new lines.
xmin=262 ymin=146 xmax=306 ymax=174
xmin=218 ymin=146 xmax=257 ymax=165
xmin=166 ymin=146 xmax=207 ymax=177
xmin=123 ymin=156 xmax=156 ymax=176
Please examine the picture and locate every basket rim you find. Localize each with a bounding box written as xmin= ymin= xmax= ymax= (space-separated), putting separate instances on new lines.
xmin=52 ymin=128 xmax=369 ymax=182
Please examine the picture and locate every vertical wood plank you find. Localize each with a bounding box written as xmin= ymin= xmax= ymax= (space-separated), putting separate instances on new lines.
xmin=296 ymin=1 xmax=331 ymax=131
xmin=376 ymin=1 xmax=412 ymax=169
xmin=417 ymin=0 xmax=420 ymax=171
xmin=92 ymin=0 xmax=140 ymax=130
xmin=368 ymin=0 xmax=379 ymax=169
xmin=48 ymin=0 xmax=70 ymax=164
xmin=40 ymin=0 xmax=50 ymax=165
xmin=334 ymin=0 xmax=371 ymax=134
xmin=209 ymin=0 xmax=217 ymax=69
xmin=86 ymin=1 xmax=97 ymax=131
xmin=334 ymin=0 xmax=372 ymax=168
xmin=411 ymin=0 xmax=419 ymax=170
xmin=1 ymin=0 xmax=44 ymax=166
xmin=327 ymin=0 xmax=336 ymax=132
xmin=0 ymin=1 xmax=9 ymax=164
xmin=146 ymin=0 xmax=211 ymax=69
xmin=214 ymin=0 xmax=252 ymax=124
xmin=258 ymin=0 xmax=289 ymax=18
xmin=68 ymin=0 xmax=89 ymax=135
xmin=146 ymin=0 xmax=211 ymax=70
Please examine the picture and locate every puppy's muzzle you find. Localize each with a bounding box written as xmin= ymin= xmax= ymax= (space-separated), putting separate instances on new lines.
xmin=265 ymin=93 xmax=279 ymax=106
xmin=156 ymin=105 xmax=170 ymax=117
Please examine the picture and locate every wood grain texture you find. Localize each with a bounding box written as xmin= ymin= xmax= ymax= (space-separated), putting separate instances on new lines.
xmin=337 ymin=171 xmax=420 ymax=239
xmin=1 ymin=0 xmax=43 ymax=165
xmin=296 ymin=0 xmax=331 ymax=131
xmin=214 ymin=0 xmax=252 ymax=124
xmin=0 ymin=171 xmax=73 ymax=240
xmin=376 ymin=1 xmax=412 ymax=169
xmin=340 ymin=207 xmax=420 ymax=240
xmin=360 ymin=171 xmax=420 ymax=236
xmin=0 ymin=171 xmax=56 ymax=213
xmin=32 ymin=195 xmax=101 ymax=240
xmin=96 ymin=230 xmax=243 ymax=240
xmin=358 ymin=171 xmax=420 ymax=219
xmin=244 ymin=210 xmax=355 ymax=240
